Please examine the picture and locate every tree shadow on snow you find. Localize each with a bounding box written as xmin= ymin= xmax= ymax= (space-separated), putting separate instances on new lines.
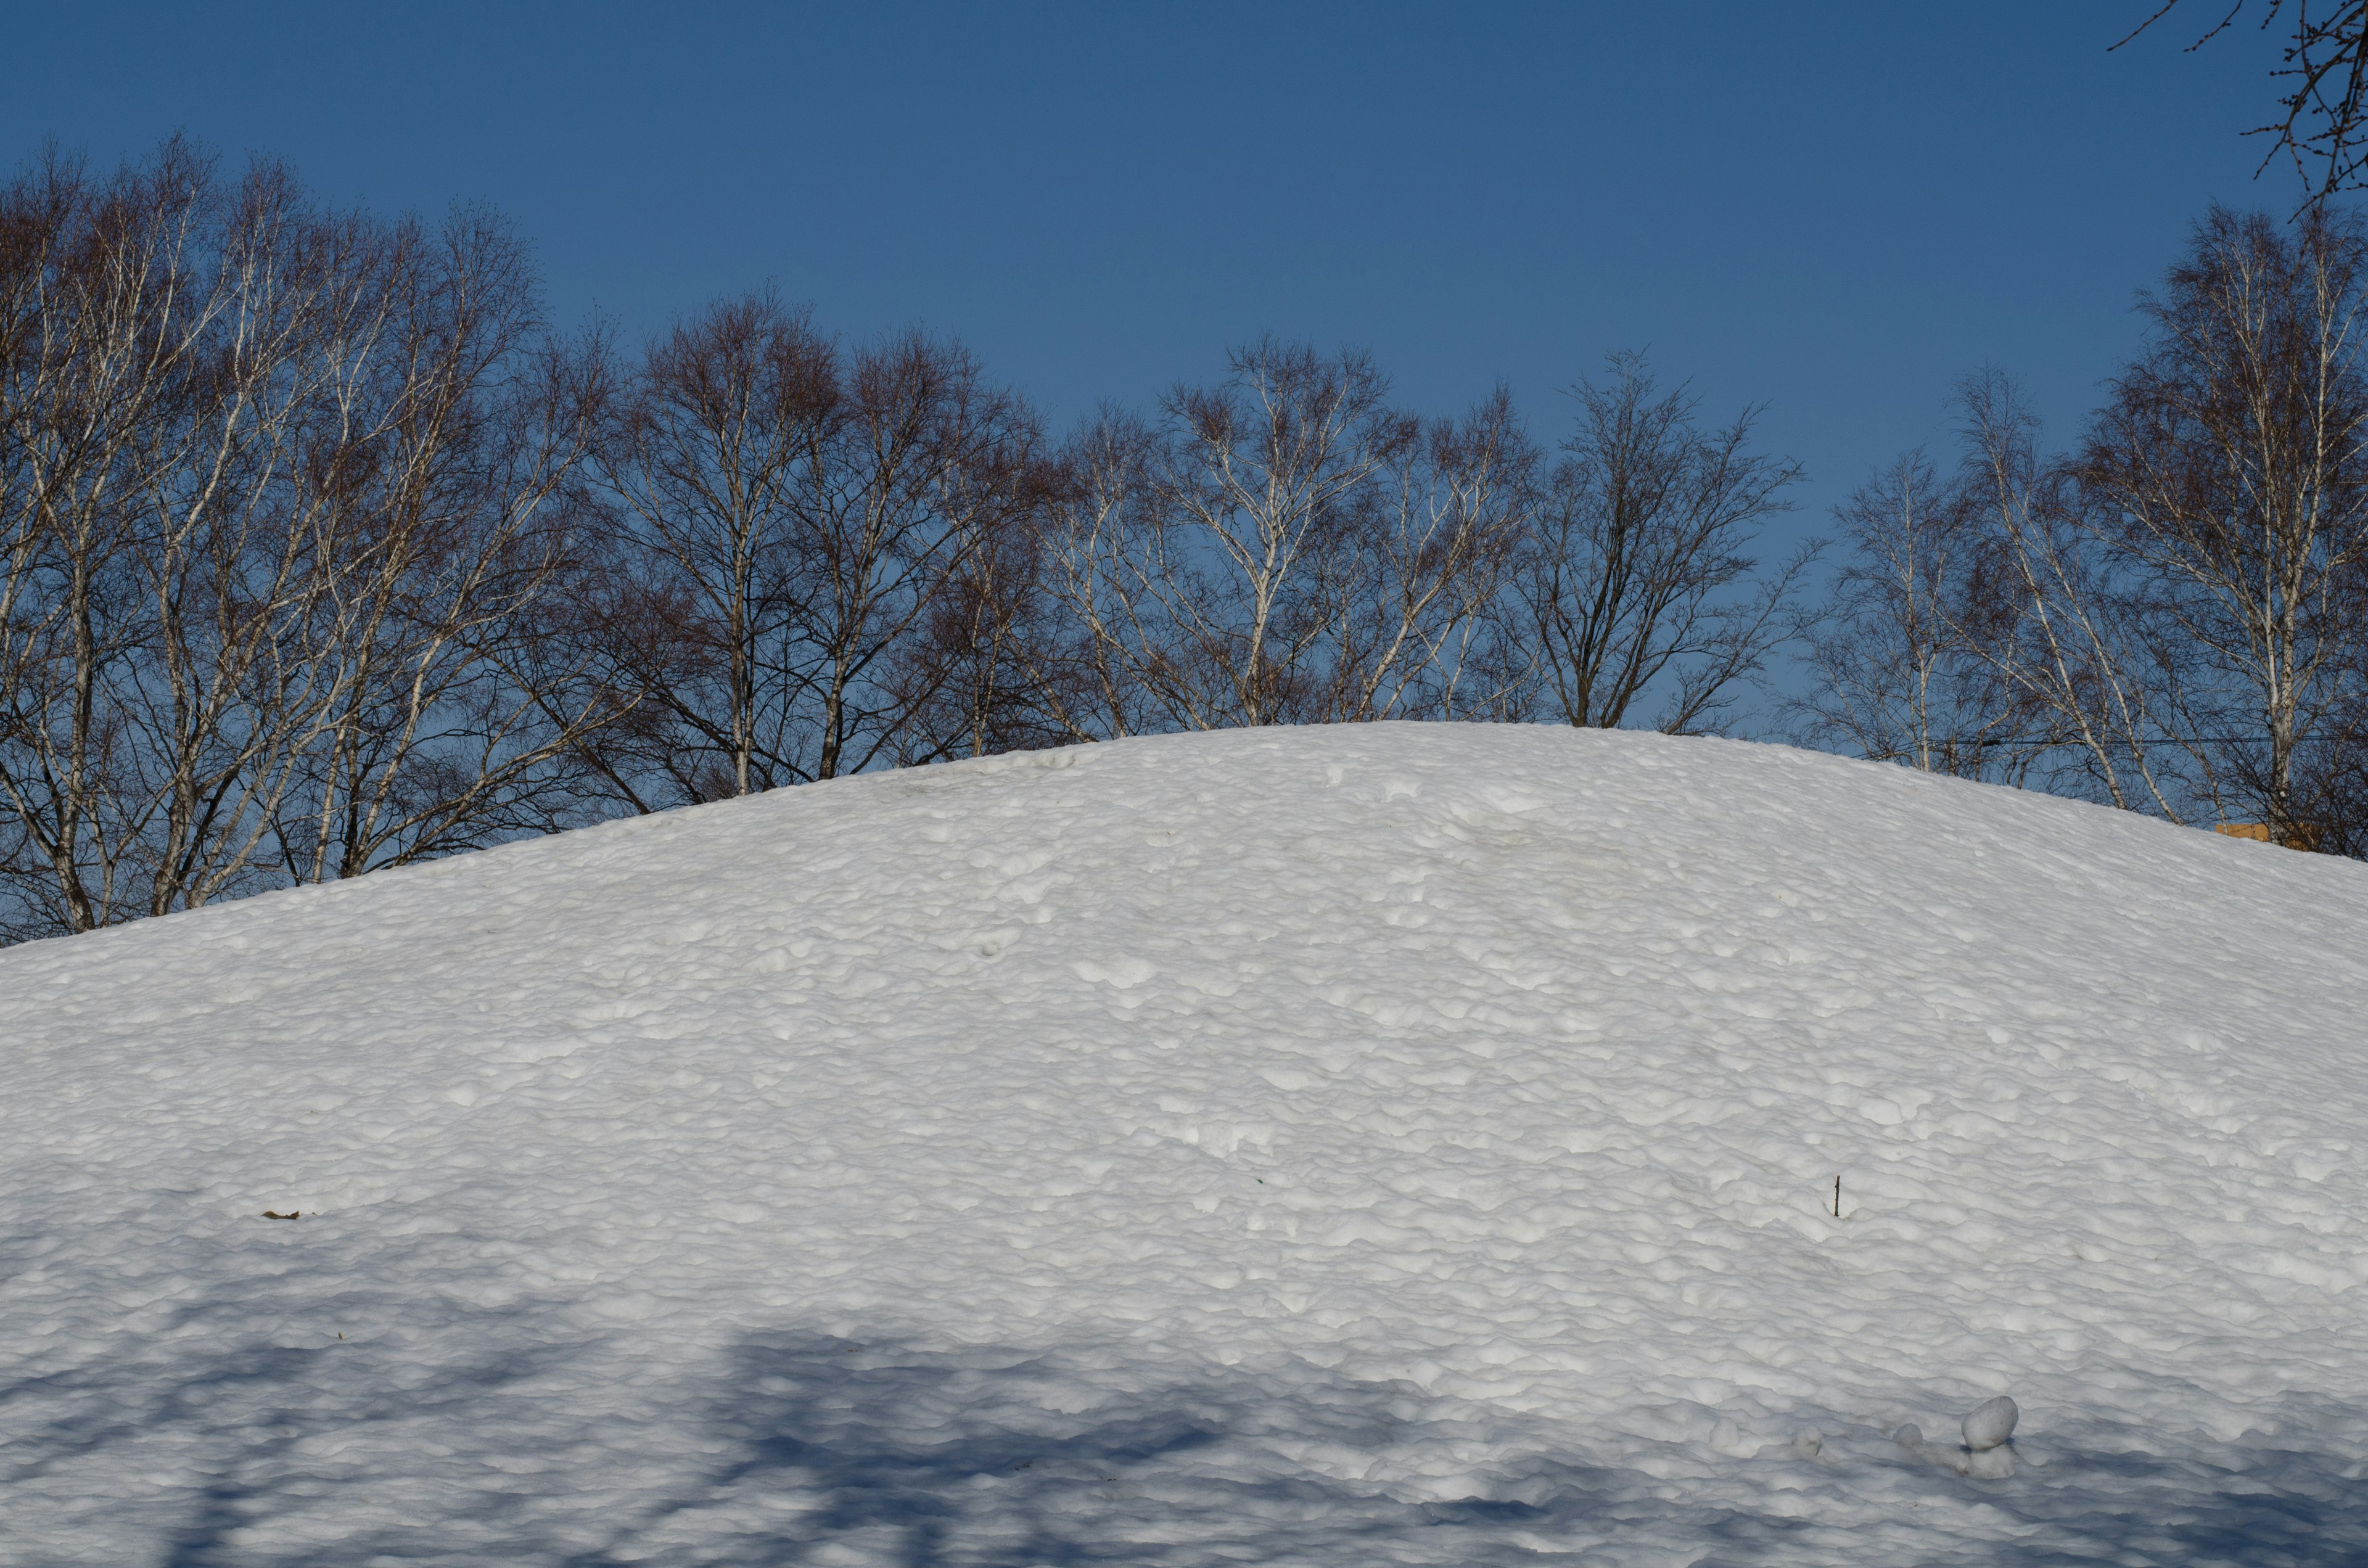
xmin=557 ymin=1342 xmax=2368 ymax=1567
xmin=12 ymin=1310 xmax=2368 ymax=1565
xmin=0 ymin=1288 xmax=584 ymax=1568
xmin=1907 ymin=1405 xmax=2368 ymax=1568
xmin=572 ymin=1331 xmax=1796 ymax=1567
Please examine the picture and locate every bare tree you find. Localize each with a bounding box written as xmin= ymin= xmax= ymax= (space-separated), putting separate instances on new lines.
xmin=0 ymin=141 xmax=225 ymax=934
xmin=1323 ymin=387 xmax=1535 ymax=723
xmin=588 ymin=311 xmax=1039 ymax=803
xmin=1794 ymin=374 xmax=2195 ymax=811
xmin=1790 ymin=451 xmax=2031 ymax=778
xmin=0 ymin=142 xmax=624 ymax=940
xmin=1516 ymin=352 xmax=1812 ymax=734
xmin=2122 ymin=2 xmax=2368 ymax=214
xmin=1137 ymin=339 xmax=1418 ymax=729
xmin=269 ymin=207 xmax=617 ymax=882
xmin=1032 ymin=342 xmax=1521 ymax=738
xmin=786 ymin=332 xmax=1040 ymax=780
xmin=884 ymin=472 xmax=1070 ymax=763
xmin=136 ymin=181 xmax=420 ymax=909
xmin=1944 ymin=374 xmax=2194 ymax=813
xmin=1801 ymin=213 xmax=2368 ymax=856
xmin=591 ymin=291 xmax=831 ymax=802
xmin=2308 ymin=591 xmax=2368 ymax=847
xmin=1022 ymin=409 xmax=1166 ymax=742
xmin=2081 ymin=203 xmax=2368 ymax=837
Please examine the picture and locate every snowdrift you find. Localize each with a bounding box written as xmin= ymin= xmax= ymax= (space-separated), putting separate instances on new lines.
xmin=6 ymin=724 xmax=2368 ymax=1565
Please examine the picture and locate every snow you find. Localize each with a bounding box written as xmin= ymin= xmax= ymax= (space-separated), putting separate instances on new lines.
xmin=4 ymin=722 xmax=2368 ymax=1565
xmin=1963 ymin=1395 xmax=2018 ymax=1452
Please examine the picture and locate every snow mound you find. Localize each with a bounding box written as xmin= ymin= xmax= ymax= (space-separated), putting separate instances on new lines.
xmin=6 ymin=723 xmax=2368 ymax=1565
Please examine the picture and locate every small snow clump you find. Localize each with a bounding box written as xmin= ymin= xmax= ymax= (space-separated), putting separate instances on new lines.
xmin=1961 ymin=1395 xmax=2018 ymax=1453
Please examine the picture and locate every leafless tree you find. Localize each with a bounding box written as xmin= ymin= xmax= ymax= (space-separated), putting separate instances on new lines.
xmin=1323 ymin=387 xmax=1536 ymax=723
xmin=0 ymin=141 xmax=623 ymax=940
xmin=263 ymin=207 xmax=618 ymax=884
xmin=1031 ymin=342 xmax=1521 ymax=738
xmin=1793 ymin=374 xmax=2193 ymax=811
xmin=1022 ymin=409 xmax=1166 ymax=741
xmin=2122 ymin=1 xmax=2368 ymax=214
xmin=1790 ymin=451 xmax=2032 ymax=778
xmin=1515 ymin=352 xmax=1812 ymax=734
xmin=1946 ymin=375 xmax=2193 ymax=813
xmin=589 ymin=309 xmax=1040 ymax=802
xmin=787 ymin=332 xmax=1040 ymax=780
xmin=0 ymin=141 xmax=226 ymax=934
xmin=1138 ymin=340 xmax=1418 ymax=729
xmin=1800 ymin=213 xmax=2368 ymax=855
xmin=121 ymin=162 xmax=378 ymax=916
xmin=590 ymin=291 xmax=831 ymax=802
xmin=2081 ymin=203 xmax=2368 ymax=837
xmin=2305 ymin=602 xmax=2368 ymax=848
xmin=884 ymin=472 xmax=1070 ymax=763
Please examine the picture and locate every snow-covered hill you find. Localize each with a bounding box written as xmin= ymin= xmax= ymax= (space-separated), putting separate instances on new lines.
xmin=6 ymin=724 xmax=2368 ymax=1566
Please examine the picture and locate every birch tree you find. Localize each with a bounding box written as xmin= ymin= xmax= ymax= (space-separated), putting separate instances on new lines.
xmin=0 ymin=143 xmax=622 ymax=939
xmin=1790 ymin=450 xmax=2031 ymax=778
xmin=0 ymin=142 xmax=223 ymax=932
xmin=1034 ymin=341 xmax=1527 ymax=736
xmin=2082 ymin=204 xmax=2368 ymax=837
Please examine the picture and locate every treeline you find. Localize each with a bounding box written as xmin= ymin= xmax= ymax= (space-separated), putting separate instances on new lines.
xmin=2 ymin=142 xmax=2362 ymax=943
xmin=1797 ymin=205 xmax=2368 ymax=855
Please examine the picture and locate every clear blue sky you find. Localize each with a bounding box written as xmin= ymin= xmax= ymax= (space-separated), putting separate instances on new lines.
xmin=3 ymin=1 xmax=2295 ymax=564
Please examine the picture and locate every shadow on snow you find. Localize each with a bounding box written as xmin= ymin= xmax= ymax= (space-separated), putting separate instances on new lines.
xmin=8 ymin=1318 xmax=2368 ymax=1565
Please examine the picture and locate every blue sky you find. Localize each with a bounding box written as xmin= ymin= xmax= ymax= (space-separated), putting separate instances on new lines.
xmin=4 ymin=2 xmax=2295 ymax=562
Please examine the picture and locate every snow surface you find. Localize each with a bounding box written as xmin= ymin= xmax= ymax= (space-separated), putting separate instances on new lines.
xmin=6 ymin=723 xmax=2368 ymax=1566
